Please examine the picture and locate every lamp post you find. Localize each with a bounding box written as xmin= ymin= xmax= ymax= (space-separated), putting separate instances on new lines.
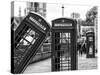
xmin=62 ymin=5 xmax=64 ymax=16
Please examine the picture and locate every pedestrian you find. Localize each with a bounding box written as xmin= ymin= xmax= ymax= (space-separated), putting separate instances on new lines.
xmin=81 ymin=40 xmax=86 ymax=55
xmin=79 ymin=43 xmax=81 ymax=55
xmin=77 ymin=42 xmax=82 ymax=56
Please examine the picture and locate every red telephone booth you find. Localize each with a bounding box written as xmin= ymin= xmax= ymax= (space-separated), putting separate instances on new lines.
xmin=86 ymin=32 xmax=95 ymax=58
xmin=11 ymin=12 xmax=50 ymax=73
xmin=51 ymin=18 xmax=77 ymax=71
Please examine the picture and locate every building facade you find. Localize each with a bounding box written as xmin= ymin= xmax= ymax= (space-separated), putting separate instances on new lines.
xmin=26 ymin=2 xmax=46 ymax=18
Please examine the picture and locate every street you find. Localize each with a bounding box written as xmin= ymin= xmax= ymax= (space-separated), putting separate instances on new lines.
xmin=24 ymin=54 xmax=97 ymax=73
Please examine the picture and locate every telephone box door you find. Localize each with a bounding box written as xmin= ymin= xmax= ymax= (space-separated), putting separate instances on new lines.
xmin=52 ymin=30 xmax=77 ymax=71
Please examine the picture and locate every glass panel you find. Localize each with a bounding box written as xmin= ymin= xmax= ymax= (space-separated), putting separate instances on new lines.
xmin=23 ymin=29 xmax=39 ymax=44
xmin=89 ymin=45 xmax=93 ymax=54
xmin=32 ymin=32 xmax=39 ymax=44
xmin=54 ymin=32 xmax=71 ymax=71
xmin=14 ymin=39 xmax=30 ymax=66
xmin=14 ymin=28 xmax=39 ymax=67
xmin=89 ymin=37 xmax=93 ymax=41
xmin=25 ymin=35 xmax=33 ymax=43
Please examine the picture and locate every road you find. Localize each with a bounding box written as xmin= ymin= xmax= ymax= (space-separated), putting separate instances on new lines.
xmin=24 ymin=54 xmax=97 ymax=74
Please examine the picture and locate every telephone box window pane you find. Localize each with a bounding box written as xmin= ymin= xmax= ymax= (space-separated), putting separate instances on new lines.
xmin=31 ymin=31 xmax=39 ymax=44
xmin=19 ymin=38 xmax=30 ymax=46
xmin=22 ymin=39 xmax=30 ymax=45
xmin=23 ymin=29 xmax=39 ymax=44
xmin=89 ymin=37 xmax=93 ymax=41
xmin=89 ymin=45 xmax=93 ymax=54
xmin=56 ymin=32 xmax=71 ymax=71
xmin=15 ymin=39 xmax=30 ymax=54
xmin=60 ymin=33 xmax=71 ymax=44
xmin=29 ymin=30 xmax=35 ymax=36
xmin=52 ymin=31 xmax=73 ymax=71
xmin=14 ymin=29 xmax=40 ymax=66
xmin=25 ymin=35 xmax=33 ymax=43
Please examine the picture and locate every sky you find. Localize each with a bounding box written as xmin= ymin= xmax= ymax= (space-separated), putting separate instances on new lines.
xmin=13 ymin=1 xmax=94 ymax=24
xmin=46 ymin=3 xmax=93 ymax=23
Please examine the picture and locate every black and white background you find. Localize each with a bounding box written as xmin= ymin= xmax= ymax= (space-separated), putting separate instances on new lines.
xmin=0 ymin=0 xmax=100 ymax=75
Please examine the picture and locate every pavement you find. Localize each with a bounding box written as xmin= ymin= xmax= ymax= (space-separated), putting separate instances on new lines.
xmin=23 ymin=58 xmax=51 ymax=73
xmin=78 ymin=54 xmax=97 ymax=70
xmin=23 ymin=54 xmax=97 ymax=74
